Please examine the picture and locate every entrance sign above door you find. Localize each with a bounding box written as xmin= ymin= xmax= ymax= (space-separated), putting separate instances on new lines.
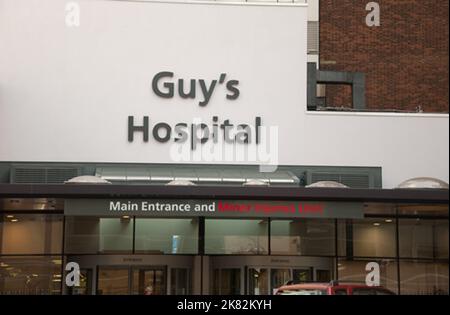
xmin=64 ymin=199 xmax=364 ymax=219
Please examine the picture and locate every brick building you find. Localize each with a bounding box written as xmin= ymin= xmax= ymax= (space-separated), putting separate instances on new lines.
xmin=319 ymin=0 xmax=449 ymax=113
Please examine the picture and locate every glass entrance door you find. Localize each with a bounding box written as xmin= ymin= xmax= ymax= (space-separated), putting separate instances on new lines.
xmin=97 ymin=267 xmax=130 ymax=295
xmin=131 ymin=267 xmax=166 ymax=295
xmin=170 ymin=268 xmax=191 ymax=295
xmin=212 ymin=256 xmax=334 ymax=295
xmin=96 ymin=266 xmax=167 ymax=295
xmin=270 ymin=268 xmax=291 ymax=294
xmin=212 ymin=268 xmax=242 ymax=295
xmin=248 ymin=268 xmax=269 ymax=295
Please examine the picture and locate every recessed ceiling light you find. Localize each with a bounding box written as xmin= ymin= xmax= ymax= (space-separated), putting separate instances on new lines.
xmin=373 ymin=222 xmax=381 ymax=226
xmin=6 ymin=215 xmax=14 ymax=219
xmin=385 ymin=219 xmax=393 ymax=223
xmin=10 ymin=219 xmax=18 ymax=223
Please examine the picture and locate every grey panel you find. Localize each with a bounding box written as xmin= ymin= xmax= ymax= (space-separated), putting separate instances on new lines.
xmin=196 ymin=169 xmax=222 ymax=182
xmin=126 ymin=167 xmax=151 ymax=181
xmin=220 ymin=169 xmax=245 ymax=183
xmin=173 ymin=168 xmax=198 ymax=181
xmin=149 ymin=167 xmax=174 ymax=181
xmin=241 ymin=169 xmax=267 ymax=181
xmin=97 ymin=167 xmax=126 ymax=181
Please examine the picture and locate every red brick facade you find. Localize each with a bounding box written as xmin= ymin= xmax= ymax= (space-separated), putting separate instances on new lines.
xmin=319 ymin=0 xmax=449 ymax=113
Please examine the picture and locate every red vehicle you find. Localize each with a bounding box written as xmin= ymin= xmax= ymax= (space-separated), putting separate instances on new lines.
xmin=275 ymin=282 xmax=396 ymax=295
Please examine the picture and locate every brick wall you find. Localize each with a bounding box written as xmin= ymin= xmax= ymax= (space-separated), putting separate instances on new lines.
xmin=319 ymin=0 xmax=449 ymax=113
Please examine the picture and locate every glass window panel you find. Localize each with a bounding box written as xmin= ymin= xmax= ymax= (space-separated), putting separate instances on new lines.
xmin=337 ymin=259 xmax=398 ymax=294
xmin=205 ymin=219 xmax=268 ymax=255
xmin=212 ymin=269 xmax=220 ymax=295
xmin=135 ymin=218 xmax=198 ymax=254
xmin=0 ymin=198 xmax=63 ymax=211
xmin=170 ymin=268 xmax=190 ymax=295
xmin=0 ymin=256 xmax=61 ymax=295
xmin=1 ymin=214 xmax=63 ymax=254
xmin=435 ymin=221 xmax=449 ymax=259
xmin=399 ymin=260 xmax=449 ymax=295
xmin=338 ymin=218 xmax=396 ymax=257
xmin=271 ymin=219 xmax=335 ymax=256
xmin=64 ymin=216 xmax=133 ymax=254
xmin=363 ymin=204 xmax=449 ymax=217
xmin=399 ymin=219 xmax=449 ymax=259
xmin=362 ymin=203 xmax=449 ymax=217
xmin=220 ymin=269 xmax=241 ymax=295
xmin=363 ymin=203 xmax=396 ymax=216
xmin=212 ymin=268 xmax=241 ymax=295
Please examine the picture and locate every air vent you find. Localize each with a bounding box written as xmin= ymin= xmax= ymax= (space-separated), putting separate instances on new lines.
xmin=11 ymin=167 xmax=80 ymax=184
xmin=46 ymin=168 xmax=79 ymax=183
xmin=311 ymin=173 xmax=340 ymax=183
xmin=13 ymin=168 xmax=46 ymax=184
xmin=340 ymin=174 xmax=370 ymax=188
xmin=308 ymin=172 xmax=371 ymax=188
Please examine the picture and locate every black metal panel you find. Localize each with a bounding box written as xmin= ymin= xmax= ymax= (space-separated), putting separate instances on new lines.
xmin=0 ymin=183 xmax=447 ymax=204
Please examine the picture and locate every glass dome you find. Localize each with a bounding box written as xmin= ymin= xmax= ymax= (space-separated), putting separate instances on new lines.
xmin=64 ymin=175 xmax=111 ymax=184
xmin=397 ymin=177 xmax=449 ymax=189
xmin=306 ymin=181 xmax=348 ymax=188
xmin=166 ymin=180 xmax=196 ymax=186
xmin=242 ymin=179 xmax=270 ymax=186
